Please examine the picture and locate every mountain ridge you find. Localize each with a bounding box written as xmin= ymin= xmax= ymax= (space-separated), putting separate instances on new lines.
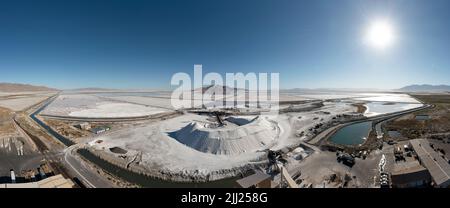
xmin=398 ymin=84 xmax=450 ymax=92
xmin=0 ymin=82 xmax=58 ymax=92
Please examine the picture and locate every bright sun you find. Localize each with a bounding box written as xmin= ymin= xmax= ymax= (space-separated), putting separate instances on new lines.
xmin=366 ymin=19 xmax=395 ymax=50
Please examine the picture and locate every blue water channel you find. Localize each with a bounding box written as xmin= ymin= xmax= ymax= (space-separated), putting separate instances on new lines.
xmin=30 ymin=98 xmax=75 ymax=146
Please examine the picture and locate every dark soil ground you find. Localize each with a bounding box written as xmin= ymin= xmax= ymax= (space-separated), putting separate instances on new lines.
xmin=383 ymin=94 xmax=450 ymax=141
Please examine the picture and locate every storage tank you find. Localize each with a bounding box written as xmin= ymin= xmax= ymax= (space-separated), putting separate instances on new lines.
xmin=10 ymin=169 xmax=16 ymax=183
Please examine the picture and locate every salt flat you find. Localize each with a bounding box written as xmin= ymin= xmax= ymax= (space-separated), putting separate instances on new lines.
xmin=363 ymin=103 xmax=423 ymax=117
xmin=42 ymin=94 xmax=169 ymax=118
xmin=0 ymin=96 xmax=51 ymax=111
xmin=79 ymin=91 xmax=423 ymax=181
xmin=352 ymin=93 xmax=420 ymax=103
xmin=98 ymin=95 xmax=173 ymax=109
xmin=86 ymin=98 xmax=358 ymax=180
xmin=69 ymin=103 xmax=167 ymax=117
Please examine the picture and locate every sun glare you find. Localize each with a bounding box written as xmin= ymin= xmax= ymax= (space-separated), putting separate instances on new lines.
xmin=366 ymin=19 xmax=395 ymax=50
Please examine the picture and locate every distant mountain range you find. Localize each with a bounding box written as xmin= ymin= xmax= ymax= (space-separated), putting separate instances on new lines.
xmin=2 ymin=82 xmax=448 ymax=93
xmin=398 ymin=84 xmax=450 ymax=92
xmin=0 ymin=83 xmax=57 ymax=92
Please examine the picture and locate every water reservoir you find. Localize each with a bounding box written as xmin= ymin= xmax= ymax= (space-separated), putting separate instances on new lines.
xmin=329 ymin=121 xmax=372 ymax=145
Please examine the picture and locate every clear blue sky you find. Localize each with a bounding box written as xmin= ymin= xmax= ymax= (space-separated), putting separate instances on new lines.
xmin=0 ymin=0 xmax=449 ymax=89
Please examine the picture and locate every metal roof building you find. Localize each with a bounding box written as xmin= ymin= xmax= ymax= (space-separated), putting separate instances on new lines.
xmin=410 ymin=139 xmax=450 ymax=188
xmin=236 ymin=172 xmax=272 ymax=188
xmin=391 ymin=159 xmax=431 ymax=188
xmin=0 ymin=174 xmax=74 ymax=188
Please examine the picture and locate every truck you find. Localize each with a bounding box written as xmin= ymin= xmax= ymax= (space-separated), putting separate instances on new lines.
xmin=337 ymin=153 xmax=355 ymax=167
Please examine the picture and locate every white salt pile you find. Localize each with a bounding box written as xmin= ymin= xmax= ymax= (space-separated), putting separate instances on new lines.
xmin=173 ymin=116 xmax=279 ymax=155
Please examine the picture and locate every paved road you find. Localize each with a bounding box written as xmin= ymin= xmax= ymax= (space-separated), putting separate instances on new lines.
xmin=24 ymin=95 xmax=115 ymax=188
xmin=63 ymin=145 xmax=115 ymax=188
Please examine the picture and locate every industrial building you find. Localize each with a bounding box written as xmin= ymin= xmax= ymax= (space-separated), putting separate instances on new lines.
xmin=74 ymin=122 xmax=91 ymax=130
xmin=0 ymin=174 xmax=74 ymax=188
xmin=90 ymin=126 xmax=110 ymax=134
xmin=390 ymin=142 xmax=432 ymax=188
xmin=391 ymin=159 xmax=431 ymax=188
xmin=236 ymin=172 xmax=272 ymax=188
xmin=410 ymin=139 xmax=450 ymax=188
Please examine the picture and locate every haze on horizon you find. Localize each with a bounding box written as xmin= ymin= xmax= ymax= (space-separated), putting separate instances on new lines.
xmin=0 ymin=0 xmax=449 ymax=90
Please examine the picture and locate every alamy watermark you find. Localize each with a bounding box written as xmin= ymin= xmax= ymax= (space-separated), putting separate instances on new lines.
xmin=170 ymin=65 xmax=279 ymax=115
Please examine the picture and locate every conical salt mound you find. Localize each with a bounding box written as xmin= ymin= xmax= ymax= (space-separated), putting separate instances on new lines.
xmin=172 ymin=117 xmax=278 ymax=155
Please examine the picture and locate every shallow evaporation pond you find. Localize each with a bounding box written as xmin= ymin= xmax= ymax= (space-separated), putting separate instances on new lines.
xmin=96 ymin=92 xmax=163 ymax=97
xmin=77 ymin=149 xmax=241 ymax=188
xmin=329 ymin=121 xmax=372 ymax=145
xmin=415 ymin=115 xmax=430 ymax=121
